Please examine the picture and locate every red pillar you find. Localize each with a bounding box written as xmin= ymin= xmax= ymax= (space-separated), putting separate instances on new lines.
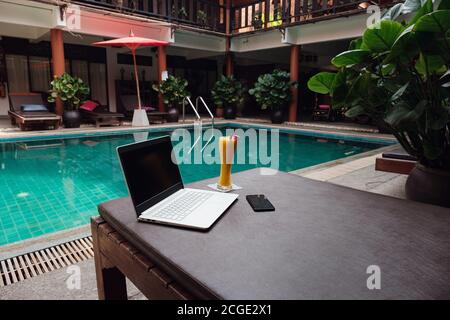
xmin=225 ymin=51 xmax=233 ymax=77
xmin=288 ymin=45 xmax=299 ymax=123
xmin=225 ymin=0 xmax=233 ymax=77
xmin=157 ymin=46 xmax=167 ymax=112
xmin=50 ymin=29 xmax=65 ymax=116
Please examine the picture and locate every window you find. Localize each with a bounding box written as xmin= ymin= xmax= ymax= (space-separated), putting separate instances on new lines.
xmin=29 ymin=56 xmax=51 ymax=92
xmin=5 ymin=55 xmax=29 ymax=92
xmin=89 ymin=62 xmax=107 ymax=105
xmin=71 ymin=60 xmax=89 ymax=86
xmin=3 ymin=38 xmax=108 ymax=105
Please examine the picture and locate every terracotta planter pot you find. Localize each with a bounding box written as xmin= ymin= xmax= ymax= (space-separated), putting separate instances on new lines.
xmin=406 ymin=164 xmax=450 ymax=208
xmin=216 ymin=107 xmax=224 ymax=118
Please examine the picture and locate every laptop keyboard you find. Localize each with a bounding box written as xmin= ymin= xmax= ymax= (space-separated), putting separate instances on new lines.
xmin=151 ymin=191 xmax=214 ymax=221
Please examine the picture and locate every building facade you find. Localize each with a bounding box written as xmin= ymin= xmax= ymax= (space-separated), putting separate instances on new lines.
xmin=0 ymin=0 xmax=398 ymax=121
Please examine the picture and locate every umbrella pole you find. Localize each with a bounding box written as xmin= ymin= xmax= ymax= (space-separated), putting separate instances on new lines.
xmin=132 ymin=49 xmax=142 ymax=110
xmin=130 ymin=48 xmax=149 ymax=127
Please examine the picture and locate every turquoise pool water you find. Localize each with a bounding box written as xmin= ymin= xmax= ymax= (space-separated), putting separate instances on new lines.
xmin=0 ymin=124 xmax=390 ymax=245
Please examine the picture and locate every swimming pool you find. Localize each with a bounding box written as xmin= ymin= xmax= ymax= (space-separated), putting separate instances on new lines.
xmin=0 ymin=124 xmax=391 ymax=245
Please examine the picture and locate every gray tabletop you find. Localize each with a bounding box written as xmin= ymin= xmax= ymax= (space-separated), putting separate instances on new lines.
xmin=99 ymin=169 xmax=450 ymax=299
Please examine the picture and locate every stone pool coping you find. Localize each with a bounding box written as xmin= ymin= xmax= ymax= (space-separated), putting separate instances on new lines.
xmin=0 ymin=119 xmax=396 ymax=144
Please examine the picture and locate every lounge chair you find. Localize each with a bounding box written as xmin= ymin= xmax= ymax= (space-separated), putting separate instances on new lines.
xmin=119 ymin=94 xmax=168 ymax=124
xmin=312 ymin=104 xmax=333 ymax=121
xmin=312 ymin=93 xmax=336 ymax=121
xmin=8 ymin=93 xmax=61 ymax=131
xmin=375 ymin=147 xmax=417 ymax=175
xmin=95 ymin=168 xmax=450 ymax=299
xmin=80 ymin=100 xmax=125 ymax=128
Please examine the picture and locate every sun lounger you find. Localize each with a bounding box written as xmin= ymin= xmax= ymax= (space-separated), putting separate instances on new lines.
xmin=80 ymin=101 xmax=124 ymax=128
xmin=313 ymin=104 xmax=333 ymax=121
xmin=119 ymin=94 xmax=168 ymax=123
xmin=375 ymin=147 xmax=417 ymax=175
xmin=8 ymin=93 xmax=61 ymax=131
xmin=94 ymin=169 xmax=450 ymax=299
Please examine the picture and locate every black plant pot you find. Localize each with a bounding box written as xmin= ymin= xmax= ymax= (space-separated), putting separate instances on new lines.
xmin=271 ymin=109 xmax=284 ymax=124
xmin=224 ymin=105 xmax=236 ymax=120
xmin=405 ymin=164 xmax=450 ymax=208
xmin=253 ymin=21 xmax=262 ymax=29
xmin=167 ymin=106 xmax=179 ymax=123
xmin=63 ymin=110 xmax=81 ymax=128
xmin=375 ymin=120 xmax=393 ymax=134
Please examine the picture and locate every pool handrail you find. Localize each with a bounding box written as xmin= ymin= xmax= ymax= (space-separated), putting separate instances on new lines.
xmin=182 ymin=97 xmax=200 ymax=123
xmin=195 ymin=96 xmax=215 ymax=128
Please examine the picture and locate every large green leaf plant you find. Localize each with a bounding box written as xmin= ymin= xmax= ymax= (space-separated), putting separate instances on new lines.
xmin=48 ymin=73 xmax=90 ymax=111
xmin=249 ymin=69 xmax=297 ymax=111
xmin=211 ymin=75 xmax=245 ymax=108
xmin=307 ymin=0 xmax=450 ymax=170
xmin=153 ymin=75 xmax=190 ymax=107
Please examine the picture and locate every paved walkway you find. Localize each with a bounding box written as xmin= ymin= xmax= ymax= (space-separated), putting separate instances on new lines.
xmin=293 ymin=150 xmax=407 ymax=199
xmin=1 ymin=258 xmax=145 ymax=300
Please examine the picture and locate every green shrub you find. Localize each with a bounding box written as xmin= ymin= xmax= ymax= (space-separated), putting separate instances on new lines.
xmin=153 ymin=75 xmax=190 ymax=107
xmin=47 ymin=73 xmax=90 ymax=111
xmin=211 ymin=75 xmax=245 ymax=108
xmin=307 ymin=0 xmax=450 ymax=170
xmin=249 ymin=69 xmax=297 ymax=111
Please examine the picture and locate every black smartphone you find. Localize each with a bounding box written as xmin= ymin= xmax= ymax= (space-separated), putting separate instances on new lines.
xmin=246 ymin=194 xmax=275 ymax=212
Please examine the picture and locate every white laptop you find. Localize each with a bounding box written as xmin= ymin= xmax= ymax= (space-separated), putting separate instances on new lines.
xmin=117 ymin=136 xmax=238 ymax=230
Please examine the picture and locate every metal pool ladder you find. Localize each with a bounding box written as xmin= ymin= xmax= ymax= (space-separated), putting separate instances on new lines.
xmin=182 ymin=96 xmax=215 ymax=153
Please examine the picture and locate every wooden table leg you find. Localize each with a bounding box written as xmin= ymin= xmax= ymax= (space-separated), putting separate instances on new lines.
xmin=96 ymin=260 xmax=127 ymax=300
xmin=91 ymin=217 xmax=127 ymax=300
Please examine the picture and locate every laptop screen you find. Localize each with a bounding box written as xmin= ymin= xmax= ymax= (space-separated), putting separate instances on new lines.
xmin=118 ymin=136 xmax=183 ymax=215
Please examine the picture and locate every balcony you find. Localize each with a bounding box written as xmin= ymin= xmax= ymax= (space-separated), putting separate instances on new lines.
xmin=231 ymin=0 xmax=399 ymax=33
xmin=74 ymin=0 xmax=399 ymax=35
xmin=75 ymin=0 xmax=227 ymax=33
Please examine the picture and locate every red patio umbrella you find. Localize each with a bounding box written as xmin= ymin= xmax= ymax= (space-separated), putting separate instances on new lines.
xmin=93 ymin=30 xmax=168 ymax=125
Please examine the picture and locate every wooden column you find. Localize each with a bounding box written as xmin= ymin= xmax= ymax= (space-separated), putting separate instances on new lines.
xmin=157 ymin=45 xmax=167 ymax=112
xmin=50 ymin=29 xmax=65 ymax=116
xmin=288 ymin=44 xmax=299 ymax=123
xmin=225 ymin=0 xmax=233 ymax=76
xmin=225 ymin=0 xmax=231 ymax=35
xmin=225 ymin=51 xmax=233 ymax=76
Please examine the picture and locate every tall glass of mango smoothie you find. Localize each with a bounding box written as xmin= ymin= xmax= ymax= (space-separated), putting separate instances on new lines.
xmin=217 ymin=135 xmax=238 ymax=191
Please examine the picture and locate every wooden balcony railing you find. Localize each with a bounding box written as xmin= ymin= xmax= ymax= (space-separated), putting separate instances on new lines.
xmin=76 ymin=0 xmax=227 ymax=32
xmin=231 ymin=0 xmax=398 ymax=33
xmin=75 ymin=0 xmax=399 ymax=34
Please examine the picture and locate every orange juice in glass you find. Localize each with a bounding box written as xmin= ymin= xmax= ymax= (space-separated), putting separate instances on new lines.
xmin=218 ymin=135 xmax=238 ymax=191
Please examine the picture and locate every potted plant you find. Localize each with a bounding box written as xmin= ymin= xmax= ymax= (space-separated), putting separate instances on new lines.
xmin=172 ymin=5 xmax=188 ymax=20
xmin=252 ymin=11 xmax=263 ymax=30
xmin=48 ymin=73 xmax=90 ymax=128
xmin=197 ymin=9 xmax=208 ymax=27
xmin=249 ymin=69 xmax=297 ymax=124
xmin=211 ymin=75 xmax=245 ymax=119
xmin=307 ymin=0 xmax=450 ymax=207
xmin=153 ymin=75 xmax=190 ymax=122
